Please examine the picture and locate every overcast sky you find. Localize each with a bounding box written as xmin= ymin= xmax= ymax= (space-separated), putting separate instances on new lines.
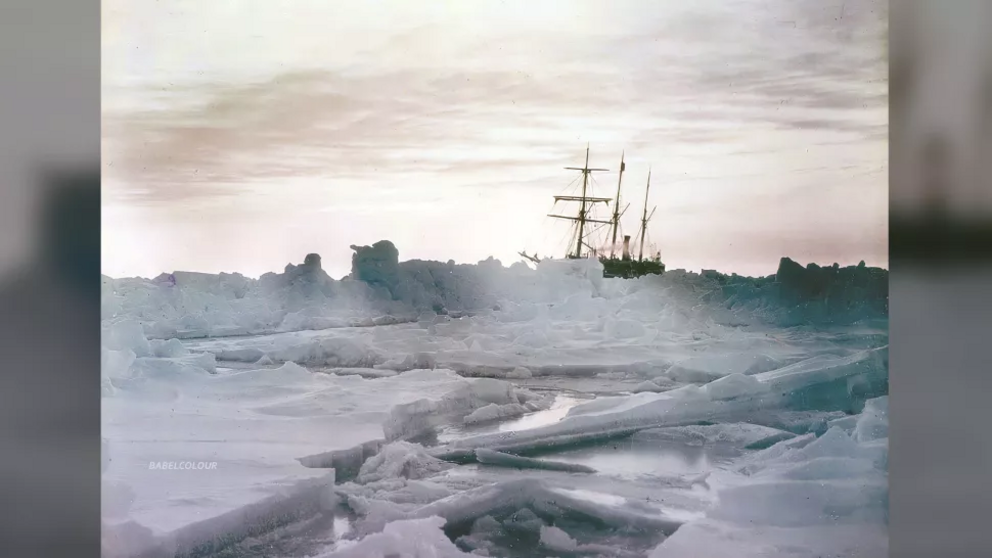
xmin=102 ymin=0 xmax=887 ymax=279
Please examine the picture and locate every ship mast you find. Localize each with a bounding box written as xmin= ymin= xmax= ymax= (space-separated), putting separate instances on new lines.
xmin=548 ymin=145 xmax=610 ymax=259
xmin=609 ymin=151 xmax=628 ymax=259
xmin=638 ymin=169 xmax=657 ymax=262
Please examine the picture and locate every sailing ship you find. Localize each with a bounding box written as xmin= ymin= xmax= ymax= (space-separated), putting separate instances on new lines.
xmin=519 ymin=146 xmax=665 ymax=278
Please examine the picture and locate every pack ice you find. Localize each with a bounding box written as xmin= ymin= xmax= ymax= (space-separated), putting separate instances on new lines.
xmin=102 ymin=246 xmax=887 ymax=557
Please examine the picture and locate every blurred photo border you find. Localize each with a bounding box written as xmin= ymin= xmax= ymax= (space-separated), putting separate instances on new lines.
xmin=0 ymin=1 xmax=101 ymax=556
xmin=890 ymin=1 xmax=992 ymax=556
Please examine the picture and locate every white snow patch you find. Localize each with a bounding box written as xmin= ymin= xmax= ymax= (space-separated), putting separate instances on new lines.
xmin=149 ymin=338 xmax=189 ymax=358
xmin=703 ymin=373 xmax=769 ymax=400
xmin=506 ymin=366 xmax=533 ymax=379
xmin=103 ymin=320 xmax=153 ymax=357
xmin=604 ymin=318 xmax=646 ymax=339
xmin=853 ymin=396 xmax=888 ymax=443
xmin=463 ymin=403 xmax=530 ymax=425
xmin=383 ymin=376 xmax=546 ymax=440
xmin=540 ymin=524 xmax=579 ymax=552
xmin=317 ymin=516 xmax=474 ymax=558
xmin=356 ymin=442 xmax=452 ymax=485
xmin=632 ymin=379 xmax=674 ymax=393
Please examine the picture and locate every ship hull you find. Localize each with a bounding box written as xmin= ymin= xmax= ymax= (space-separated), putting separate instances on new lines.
xmin=599 ymin=256 xmax=665 ymax=279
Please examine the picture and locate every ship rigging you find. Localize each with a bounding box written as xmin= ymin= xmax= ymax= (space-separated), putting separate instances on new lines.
xmin=521 ymin=146 xmax=664 ymax=278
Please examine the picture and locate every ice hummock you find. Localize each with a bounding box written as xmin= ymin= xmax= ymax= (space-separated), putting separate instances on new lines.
xmin=103 ymin=249 xmax=887 ymax=342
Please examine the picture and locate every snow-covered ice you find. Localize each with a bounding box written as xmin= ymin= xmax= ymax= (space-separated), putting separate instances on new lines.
xmin=102 ymin=251 xmax=887 ymax=557
xmin=101 ymin=343 xmax=541 ymax=554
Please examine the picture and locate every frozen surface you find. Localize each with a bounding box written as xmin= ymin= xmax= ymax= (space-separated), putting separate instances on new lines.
xmin=101 ymin=323 xmax=541 ymax=546
xmin=102 ymin=252 xmax=887 ymax=556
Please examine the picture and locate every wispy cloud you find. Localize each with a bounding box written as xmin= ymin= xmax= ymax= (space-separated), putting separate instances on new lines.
xmin=102 ymin=0 xmax=888 ymax=277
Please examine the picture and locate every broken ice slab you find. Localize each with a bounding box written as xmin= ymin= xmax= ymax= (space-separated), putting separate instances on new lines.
xmin=430 ymin=347 xmax=887 ymax=459
xmin=474 ymin=448 xmax=597 ymax=473
xmin=631 ymin=423 xmax=795 ymax=450
xmin=409 ymin=478 xmax=683 ymax=536
xmin=753 ymin=345 xmax=888 ymax=413
xmin=649 ymin=520 xmax=887 ymax=558
xmin=298 ymin=440 xmax=387 ymax=480
xmin=112 ymin=472 xmax=335 ymax=558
